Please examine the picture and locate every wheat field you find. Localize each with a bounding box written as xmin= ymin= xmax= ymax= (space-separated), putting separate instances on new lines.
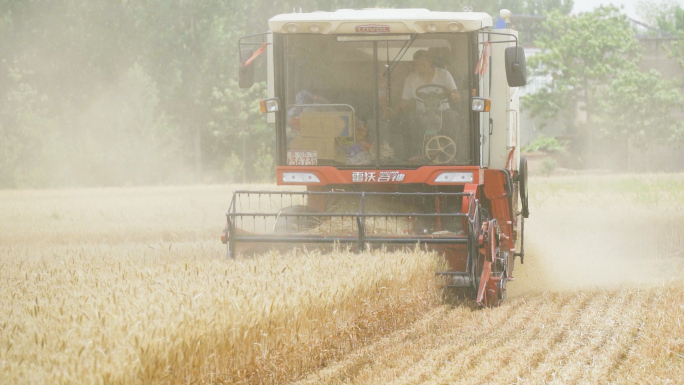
xmin=1 ymin=175 xmax=684 ymax=384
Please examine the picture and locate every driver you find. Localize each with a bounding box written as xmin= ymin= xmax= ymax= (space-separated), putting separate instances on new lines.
xmin=400 ymin=49 xmax=460 ymax=112
xmin=385 ymin=50 xmax=462 ymax=161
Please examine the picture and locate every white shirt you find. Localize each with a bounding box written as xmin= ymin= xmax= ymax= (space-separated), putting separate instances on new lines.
xmin=402 ymin=68 xmax=457 ymax=111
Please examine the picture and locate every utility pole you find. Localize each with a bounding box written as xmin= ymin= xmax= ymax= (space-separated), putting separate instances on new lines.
xmin=241 ymin=129 xmax=247 ymax=183
xmin=194 ymin=127 xmax=203 ymax=182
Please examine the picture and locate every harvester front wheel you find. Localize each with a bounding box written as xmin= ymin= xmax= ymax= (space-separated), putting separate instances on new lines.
xmin=477 ymin=219 xmax=509 ymax=307
xmin=497 ymin=274 xmax=507 ymax=302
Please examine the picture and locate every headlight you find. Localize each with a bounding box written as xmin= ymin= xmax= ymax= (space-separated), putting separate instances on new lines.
xmin=448 ymin=22 xmax=464 ymax=32
xmin=434 ymin=172 xmax=474 ymax=183
xmin=425 ymin=22 xmax=439 ymax=32
xmin=309 ymin=23 xmax=322 ymax=33
xmin=284 ymin=23 xmax=299 ymax=33
xmin=260 ymin=98 xmax=280 ymax=113
xmin=282 ymin=172 xmax=320 ymax=183
xmin=471 ymin=97 xmax=491 ymax=112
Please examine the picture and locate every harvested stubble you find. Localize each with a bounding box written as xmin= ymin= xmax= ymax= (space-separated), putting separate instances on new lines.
xmin=292 ymin=286 xmax=684 ymax=384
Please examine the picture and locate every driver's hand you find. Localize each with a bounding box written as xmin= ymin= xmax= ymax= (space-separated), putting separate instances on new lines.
xmin=449 ymin=90 xmax=461 ymax=103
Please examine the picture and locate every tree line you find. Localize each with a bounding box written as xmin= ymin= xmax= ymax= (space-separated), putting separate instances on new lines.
xmin=2 ymin=0 xmax=681 ymax=188
xmin=524 ymin=4 xmax=684 ymax=170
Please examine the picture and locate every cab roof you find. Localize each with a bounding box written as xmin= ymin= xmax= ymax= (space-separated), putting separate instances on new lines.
xmin=268 ymin=9 xmax=493 ymax=34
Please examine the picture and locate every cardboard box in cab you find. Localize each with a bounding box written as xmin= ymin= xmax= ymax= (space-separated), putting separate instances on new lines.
xmin=299 ymin=111 xmax=352 ymax=138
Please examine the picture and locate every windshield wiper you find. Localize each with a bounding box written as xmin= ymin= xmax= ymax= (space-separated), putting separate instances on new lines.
xmin=382 ymin=35 xmax=416 ymax=78
xmin=382 ymin=35 xmax=416 ymax=107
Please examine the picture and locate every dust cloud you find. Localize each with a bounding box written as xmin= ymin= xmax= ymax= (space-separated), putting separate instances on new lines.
xmin=0 ymin=4 xmax=206 ymax=189
xmin=508 ymin=175 xmax=684 ymax=296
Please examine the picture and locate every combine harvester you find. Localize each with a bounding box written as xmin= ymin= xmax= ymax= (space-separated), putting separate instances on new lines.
xmin=223 ymin=8 xmax=530 ymax=307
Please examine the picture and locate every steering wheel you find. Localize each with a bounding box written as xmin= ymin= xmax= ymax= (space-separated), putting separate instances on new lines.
xmin=425 ymin=135 xmax=457 ymax=164
xmin=415 ymin=84 xmax=450 ymax=105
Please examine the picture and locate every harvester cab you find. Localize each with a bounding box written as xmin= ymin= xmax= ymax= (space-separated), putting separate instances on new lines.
xmin=226 ymin=8 xmax=529 ymax=307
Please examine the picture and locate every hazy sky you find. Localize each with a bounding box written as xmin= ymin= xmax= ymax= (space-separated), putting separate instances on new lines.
xmin=572 ymin=0 xmax=683 ymax=21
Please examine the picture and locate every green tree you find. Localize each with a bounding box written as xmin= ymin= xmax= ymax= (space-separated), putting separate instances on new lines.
xmin=635 ymin=1 xmax=684 ymax=72
xmin=597 ymin=69 xmax=684 ymax=146
xmin=524 ymin=8 xmax=631 ymax=162
xmin=525 ymin=6 xmax=684 ymax=168
xmin=526 ymin=7 xmax=642 ymax=123
xmin=637 ymin=0 xmax=684 ymax=34
xmin=0 ymin=0 xmax=179 ymax=187
xmin=0 ymin=68 xmax=55 ymax=188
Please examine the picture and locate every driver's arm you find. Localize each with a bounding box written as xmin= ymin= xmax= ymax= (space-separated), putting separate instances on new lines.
xmin=444 ymin=70 xmax=460 ymax=104
xmin=449 ymin=89 xmax=461 ymax=103
xmin=391 ymin=76 xmax=417 ymax=117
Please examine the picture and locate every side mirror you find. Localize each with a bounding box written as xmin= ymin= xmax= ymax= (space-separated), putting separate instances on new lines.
xmin=238 ymin=48 xmax=254 ymax=89
xmin=505 ymin=46 xmax=527 ymax=87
